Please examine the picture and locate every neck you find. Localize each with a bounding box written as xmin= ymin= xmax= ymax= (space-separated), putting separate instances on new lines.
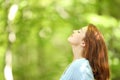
xmin=71 ymin=45 xmax=84 ymax=61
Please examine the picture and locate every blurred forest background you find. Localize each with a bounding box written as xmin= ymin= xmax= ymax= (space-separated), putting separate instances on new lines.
xmin=0 ymin=0 xmax=120 ymax=80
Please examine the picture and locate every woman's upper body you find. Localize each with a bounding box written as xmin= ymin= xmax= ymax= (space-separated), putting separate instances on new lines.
xmin=60 ymin=58 xmax=94 ymax=80
xmin=60 ymin=24 xmax=110 ymax=80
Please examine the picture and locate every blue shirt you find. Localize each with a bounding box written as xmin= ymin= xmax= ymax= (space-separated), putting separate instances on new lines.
xmin=60 ymin=58 xmax=94 ymax=80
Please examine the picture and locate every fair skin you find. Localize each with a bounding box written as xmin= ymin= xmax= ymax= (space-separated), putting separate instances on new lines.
xmin=68 ymin=26 xmax=87 ymax=60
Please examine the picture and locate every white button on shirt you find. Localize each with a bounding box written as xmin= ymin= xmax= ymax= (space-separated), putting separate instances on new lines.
xmin=60 ymin=58 xmax=94 ymax=80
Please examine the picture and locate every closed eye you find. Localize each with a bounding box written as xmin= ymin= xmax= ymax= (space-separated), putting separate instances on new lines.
xmin=78 ymin=30 xmax=80 ymax=33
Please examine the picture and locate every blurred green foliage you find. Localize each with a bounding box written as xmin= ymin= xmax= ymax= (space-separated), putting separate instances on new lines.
xmin=0 ymin=0 xmax=120 ymax=80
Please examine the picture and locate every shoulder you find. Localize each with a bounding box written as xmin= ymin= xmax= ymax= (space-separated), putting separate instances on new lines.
xmin=62 ymin=58 xmax=88 ymax=74
xmin=60 ymin=58 xmax=94 ymax=80
xmin=71 ymin=58 xmax=89 ymax=68
xmin=72 ymin=58 xmax=94 ymax=80
xmin=71 ymin=58 xmax=93 ymax=74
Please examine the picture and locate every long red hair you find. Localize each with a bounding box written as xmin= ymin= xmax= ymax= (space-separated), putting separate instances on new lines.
xmin=83 ymin=24 xmax=110 ymax=80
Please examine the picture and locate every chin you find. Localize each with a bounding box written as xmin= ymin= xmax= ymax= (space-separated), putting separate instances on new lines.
xmin=68 ymin=37 xmax=76 ymax=45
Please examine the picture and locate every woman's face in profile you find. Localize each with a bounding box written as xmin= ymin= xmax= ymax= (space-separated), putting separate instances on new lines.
xmin=68 ymin=26 xmax=87 ymax=45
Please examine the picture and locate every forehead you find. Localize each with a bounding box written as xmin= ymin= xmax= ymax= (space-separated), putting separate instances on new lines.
xmin=79 ymin=26 xmax=88 ymax=31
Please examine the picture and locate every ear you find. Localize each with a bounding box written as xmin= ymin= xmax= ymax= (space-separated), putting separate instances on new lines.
xmin=80 ymin=40 xmax=85 ymax=47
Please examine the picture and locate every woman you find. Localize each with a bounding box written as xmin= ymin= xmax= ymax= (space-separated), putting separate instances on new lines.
xmin=60 ymin=24 xmax=110 ymax=80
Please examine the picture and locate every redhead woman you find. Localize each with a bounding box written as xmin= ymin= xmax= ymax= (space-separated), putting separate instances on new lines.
xmin=60 ymin=24 xmax=110 ymax=80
